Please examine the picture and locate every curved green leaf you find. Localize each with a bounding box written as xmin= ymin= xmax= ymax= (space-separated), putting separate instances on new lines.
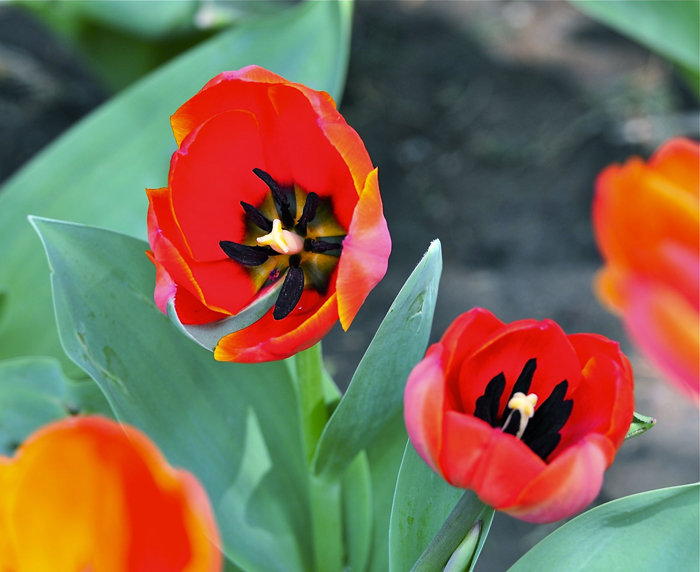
xmin=509 ymin=483 xmax=700 ymax=572
xmin=625 ymin=411 xmax=656 ymax=440
xmin=312 ymin=240 xmax=443 ymax=480
xmin=390 ymin=443 xmax=492 ymax=572
xmin=0 ymin=0 xmax=353 ymax=371
xmin=31 ymin=217 xmax=313 ymax=572
xmin=0 ymin=357 xmax=71 ymax=454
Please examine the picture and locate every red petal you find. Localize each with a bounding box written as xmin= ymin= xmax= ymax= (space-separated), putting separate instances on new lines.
xmin=149 ymin=222 xmax=256 ymax=317
xmin=170 ymin=109 xmax=267 ymax=262
xmin=404 ymin=344 xmax=447 ymax=474
xmin=336 ymin=169 xmax=390 ymax=329
xmin=457 ymin=319 xmax=582 ymax=417
xmin=267 ymin=84 xmax=360 ymax=229
xmin=561 ymin=333 xmax=634 ymax=452
xmin=650 ymin=137 xmax=700 ymax=194
xmin=440 ymin=411 xmax=543 ymax=507
xmin=502 ymin=434 xmax=613 ymax=523
xmin=213 ymin=291 xmax=338 ymax=362
xmin=438 ymin=308 xmax=505 ymax=406
xmin=171 ymin=66 xmax=284 ymax=147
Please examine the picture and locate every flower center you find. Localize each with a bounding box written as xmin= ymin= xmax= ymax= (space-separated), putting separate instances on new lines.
xmin=502 ymin=392 xmax=538 ymax=439
xmin=473 ymin=358 xmax=573 ymax=461
xmin=256 ymin=219 xmax=305 ymax=255
xmin=219 ymin=169 xmax=346 ymax=320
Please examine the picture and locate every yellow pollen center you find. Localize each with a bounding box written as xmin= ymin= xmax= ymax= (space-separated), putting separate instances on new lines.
xmin=256 ymin=219 xmax=305 ymax=255
xmin=504 ymin=392 xmax=538 ymax=440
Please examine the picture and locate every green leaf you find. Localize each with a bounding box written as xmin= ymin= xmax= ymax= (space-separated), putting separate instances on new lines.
xmin=389 ymin=443 xmax=492 ymax=572
xmin=31 ymin=218 xmax=314 ymax=572
xmin=312 ymin=240 xmax=443 ymax=479
xmin=570 ymin=1 xmax=700 ymax=73
xmin=625 ymin=411 xmax=656 ymax=440
xmin=0 ymin=357 xmax=71 ymax=454
xmin=0 ymin=0 xmax=353 ymax=373
xmin=509 ymin=483 xmax=700 ymax=572
xmin=342 ymin=452 xmax=374 ymax=572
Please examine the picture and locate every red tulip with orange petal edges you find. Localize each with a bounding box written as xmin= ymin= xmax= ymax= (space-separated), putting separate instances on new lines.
xmin=146 ymin=66 xmax=391 ymax=362
xmin=404 ymin=308 xmax=634 ymax=523
xmin=0 ymin=416 xmax=221 ymax=572
xmin=593 ymin=138 xmax=699 ymax=402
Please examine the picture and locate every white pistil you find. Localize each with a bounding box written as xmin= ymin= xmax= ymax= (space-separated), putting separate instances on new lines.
xmin=503 ymin=392 xmax=538 ymax=440
xmin=257 ymin=218 xmax=305 ymax=255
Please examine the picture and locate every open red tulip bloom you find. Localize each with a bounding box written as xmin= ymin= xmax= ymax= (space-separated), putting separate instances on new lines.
xmin=593 ymin=138 xmax=699 ymax=401
xmin=0 ymin=416 xmax=221 ymax=572
xmin=147 ymin=65 xmax=390 ymax=362
xmin=404 ymin=308 xmax=634 ymax=523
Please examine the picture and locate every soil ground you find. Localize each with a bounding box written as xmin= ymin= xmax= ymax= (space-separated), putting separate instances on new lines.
xmin=1 ymin=2 xmax=698 ymax=570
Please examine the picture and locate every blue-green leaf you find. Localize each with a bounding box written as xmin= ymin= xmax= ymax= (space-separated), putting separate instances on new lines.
xmin=312 ymin=240 xmax=443 ymax=480
xmin=31 ymin=217 xmax=313 ymax=572
xmin=390 ymin=443 xmax=492 ymax=572
xmin=509 ymin=483 xmax=700 ymax=572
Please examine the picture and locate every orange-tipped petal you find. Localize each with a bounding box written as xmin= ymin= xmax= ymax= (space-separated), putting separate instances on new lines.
xmin=337 ymin=169 xmax=391 ymax=330
xmin=214 ymin=291 xmax=339 ymax=362
xmin=593 ymin=138 xmax=699 ymax=401
xmin=0 ymin=416 xmax=221 ymax=572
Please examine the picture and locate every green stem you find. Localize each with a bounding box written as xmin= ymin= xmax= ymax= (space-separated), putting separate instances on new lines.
xmin=294 ymin=343 xmax=344 ymax=572
xmin=295 ymin=342 xmax=328 ymax=464
xmin=411 ymin=491 xmax=495 ymax=572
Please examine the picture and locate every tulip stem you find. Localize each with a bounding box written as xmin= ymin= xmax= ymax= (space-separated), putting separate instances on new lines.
xmin=294 ymin=343 xmax=344 ymax=572
xmin=411 ymin=491 xmax=494 ymax=572
xmin=295 ymin=342 xmax=328 ymax=464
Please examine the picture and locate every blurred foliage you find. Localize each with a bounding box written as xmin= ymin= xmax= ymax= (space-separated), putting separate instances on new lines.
xmin=571 ymin=0 xmax=700 ymax=95
xmin=16 ymin=0 xmax=294 ymax=90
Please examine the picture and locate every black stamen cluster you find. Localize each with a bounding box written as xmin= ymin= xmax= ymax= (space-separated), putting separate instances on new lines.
xmin=219 ymin=169 xmax=343 ymax=320
xmin=473 ymin=358 xmax=573 ymax=461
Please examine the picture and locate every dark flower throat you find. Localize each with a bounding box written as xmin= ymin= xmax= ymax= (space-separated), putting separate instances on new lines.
xmin=220 ymin=169 xmax=345 ymax=320
xmin=473 ymin=358 xmax=573 ymax=461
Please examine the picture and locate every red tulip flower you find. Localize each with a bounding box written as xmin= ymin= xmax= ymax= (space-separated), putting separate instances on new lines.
xmin=0 ymin=416 xmax=221 ymax=571
xmin=593 ymin=138 xmax=699 ymax=401
xmin=147 ymin=66 xmax=390 ymax=362
xmin=404 ymin=308 xmax=634 ymax=523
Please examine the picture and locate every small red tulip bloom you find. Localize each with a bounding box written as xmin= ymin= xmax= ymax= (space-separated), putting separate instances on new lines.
xmin=593 ymin=138 xmax=699 ymax=401
xmin=404 ymin=308 xmax=634 ymax=523
xmin=147 ymin=66 xmax=390 ymax=362
xmin=0 ymin=416 xmax=221 ymax=572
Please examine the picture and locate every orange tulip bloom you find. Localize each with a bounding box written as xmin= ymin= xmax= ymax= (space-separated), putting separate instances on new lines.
xmin=147 ymin=66 xmax=390 ymax=362
xmin=0 ymin=416 xmax=221 ymax=572
xmin=593 ymin=138 xmax=699 ymax=401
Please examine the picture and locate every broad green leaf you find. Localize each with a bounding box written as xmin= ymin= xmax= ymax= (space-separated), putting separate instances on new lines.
xmin=0 ymin=0 xmax=353 ymax=372
xmin=312 ymin=240 xmax=443 ymax=479
xmin=0 ymin=356 xmax=114 ymax=454
xmin=625 ymin=411 xmax=656 ymax=440
xmin=32 ymin=218 xmax=313 ymax=572
xmin=389 ymin=443 xmax=492 ymax=572
xmin=509 ymin=483 xmax=700 ymax=572
xmin=570 ymin=1 xmax=700 ymax=72
xmin=365 ymin=414 xmax=409 ymax=572
xmin=342 ymin=452 xmax=374 ymax=572
xmin=0 ymin=357 xmax=71 ymax=454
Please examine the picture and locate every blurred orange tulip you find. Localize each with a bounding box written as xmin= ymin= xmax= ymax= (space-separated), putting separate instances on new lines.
xmin=593 ymin=138 xmax=699 ymax=402
xmin=0 ymin=416 xmax=221 ymax=572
